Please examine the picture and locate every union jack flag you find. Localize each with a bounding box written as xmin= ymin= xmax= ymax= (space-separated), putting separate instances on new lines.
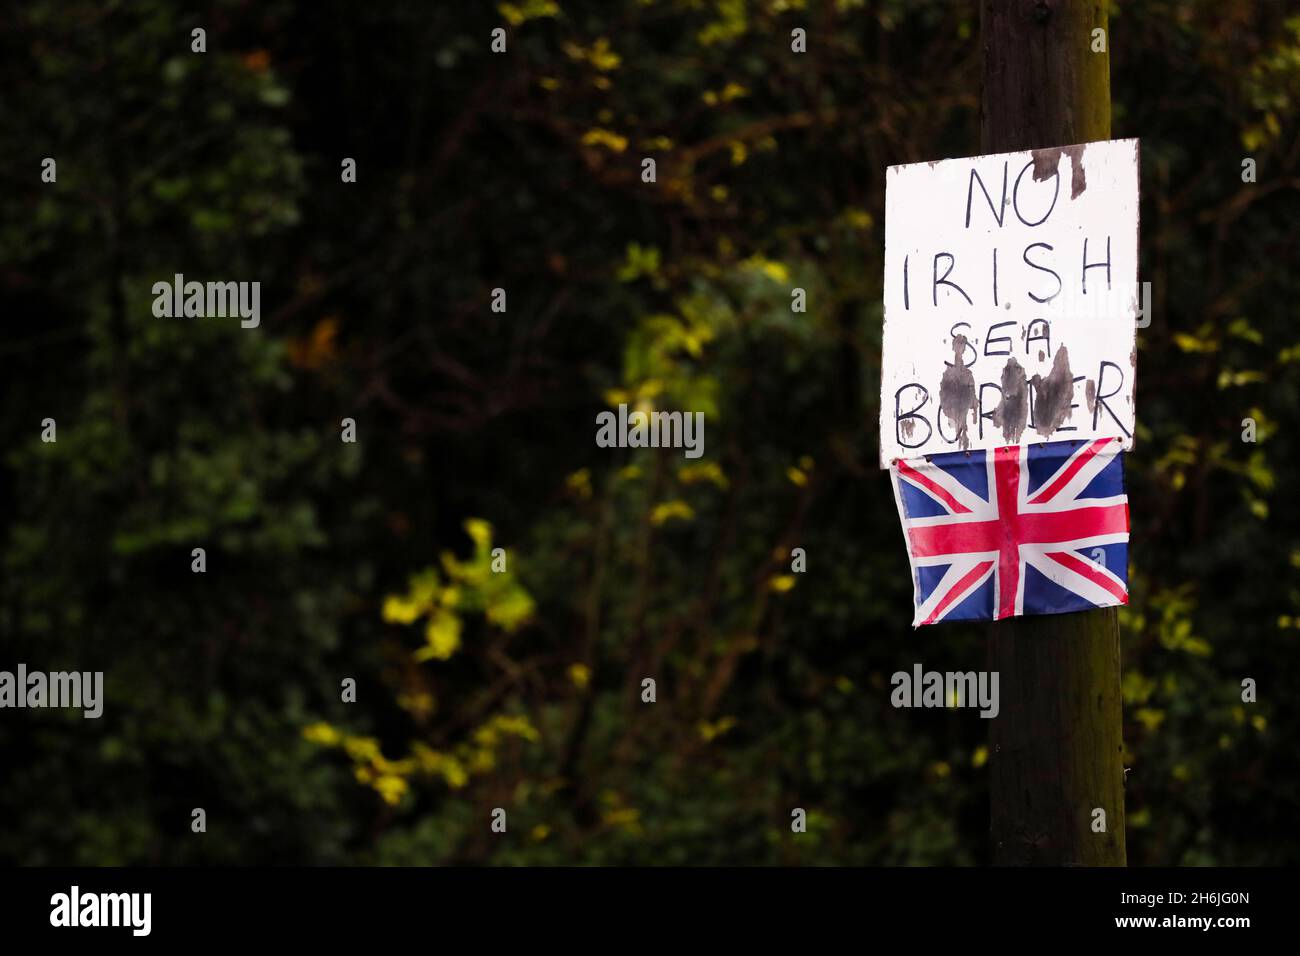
xmin=890 ymin=438 xmax=1130 ymax=627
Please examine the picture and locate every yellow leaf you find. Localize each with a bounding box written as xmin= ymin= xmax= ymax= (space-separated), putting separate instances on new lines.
xmin=494 ymin=713 xmax=541 ymax=743
xmin=1173 ymin=333 xmax=1216 ymax=353
xmin=382 ymin=594 xmax=422 ymax=625
xmin=442 ymin=758 xmax=469 ymax=788
xmin=650 ymin=500 xmax=695 ymax=525
xmin=373 ymin=775 xmax=408 ymax=805
xmin=742 ymin=254 xmax=789 ymax=284
xmin=397 ymin=690 xmax=435 ymax=718
xmin=409 ymin=569 xmax=441 ymax=607
xmin=302 ymin=722 xmax=341 ymax=747
xmin=487 ymin=587 xmax=535 ymax=631
xmin=498 ymin=0 xmax=560 ymax=26
xmin=588 ymin=38 xmax=621 ymax=71
xmin=843 ymin=208 xmax=873 ymax=229
xmin=581 ymin=128 xmax=628 ymax=152
xmin=1135 ymin=707 xmax=1165 ymax=731
xmin=465 ymin=518 xmax=493 ymax=550
xmin=678 ymin=461 xmax=728 ymax=488
xmin=419 ymin=609 xmax=462 ymax=660
xmin=565 ymin=468 xmax=593 ymax=498
xmin=698 ymin=716 xmax=737 ymax=742
xmin=602 ymin=807 xmax=642 ymax=833
xmin=343 ymin=735 xmax=381 ymax=763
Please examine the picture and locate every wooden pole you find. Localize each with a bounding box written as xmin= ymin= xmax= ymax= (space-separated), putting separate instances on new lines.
xmin=981 ymin=0 xmax=1127 ymax=866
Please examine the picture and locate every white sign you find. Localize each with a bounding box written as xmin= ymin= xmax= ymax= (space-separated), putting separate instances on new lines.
xmin=879 ymin=138 xmax=1139 ymax=468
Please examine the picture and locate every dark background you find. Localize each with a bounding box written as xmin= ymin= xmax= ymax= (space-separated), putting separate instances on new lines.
xmin=1 ymin=0 xmax=1297 ymax=865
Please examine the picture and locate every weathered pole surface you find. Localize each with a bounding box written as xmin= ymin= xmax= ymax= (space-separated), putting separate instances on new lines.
xmin=981 ymin=0 xmax=1127 ymax=866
